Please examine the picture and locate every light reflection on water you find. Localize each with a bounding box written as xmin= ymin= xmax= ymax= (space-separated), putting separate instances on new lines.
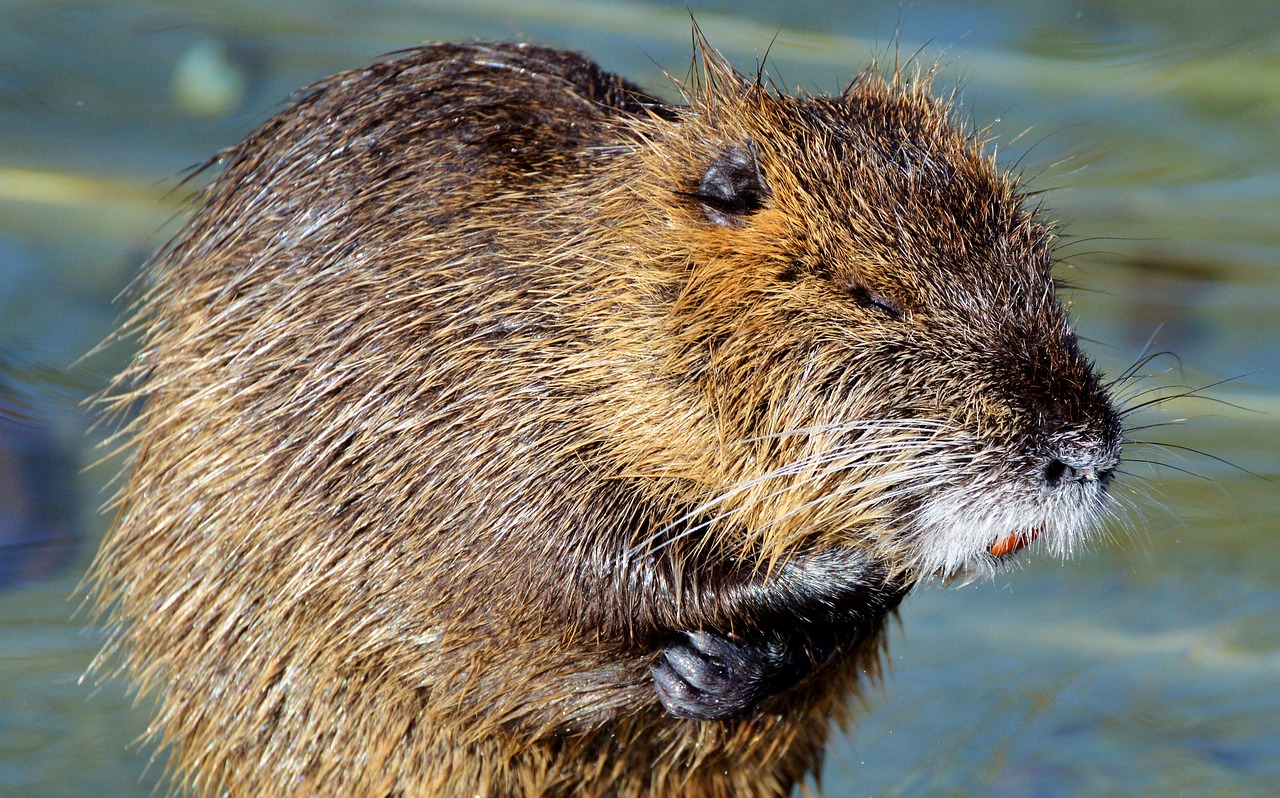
xmin=0 ymin=2 xmax=1276 ymax=796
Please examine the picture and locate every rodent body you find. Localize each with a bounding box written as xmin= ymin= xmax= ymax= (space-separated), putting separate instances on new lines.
xmin=89 ymin=40 xmax=1121 ymax=797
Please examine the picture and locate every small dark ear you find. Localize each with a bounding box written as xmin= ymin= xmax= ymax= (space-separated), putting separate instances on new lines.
xmin=696 ymin=143 xmax=769 ymax=228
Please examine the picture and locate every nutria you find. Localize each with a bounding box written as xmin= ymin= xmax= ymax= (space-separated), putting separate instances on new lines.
xmin=87 ymin=36 xmax=1122 ymax=798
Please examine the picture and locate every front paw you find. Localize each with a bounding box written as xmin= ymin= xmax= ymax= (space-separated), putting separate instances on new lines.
xmin=652 ymin=630 xmax=794 ymax=721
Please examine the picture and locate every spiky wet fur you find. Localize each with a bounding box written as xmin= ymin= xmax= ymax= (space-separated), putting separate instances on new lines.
xmin=87 ymin=38 xmax=1120 ymax=798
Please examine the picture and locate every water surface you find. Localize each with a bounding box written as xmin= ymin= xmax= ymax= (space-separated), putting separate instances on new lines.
xmin=1 ymin=1 xmax=1276 ymax=796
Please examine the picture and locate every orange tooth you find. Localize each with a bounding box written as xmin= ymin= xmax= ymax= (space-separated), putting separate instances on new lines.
xmin=990 ymin=532 xmax=1026 ymax=557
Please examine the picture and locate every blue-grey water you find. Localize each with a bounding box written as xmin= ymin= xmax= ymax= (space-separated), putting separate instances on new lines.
xmin=0 ymin=1 xmax=1276 ymax=796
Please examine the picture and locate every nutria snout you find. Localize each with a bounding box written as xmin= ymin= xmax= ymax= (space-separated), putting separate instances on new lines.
xmin=88 ymin=37 xmax=1122 ymax=798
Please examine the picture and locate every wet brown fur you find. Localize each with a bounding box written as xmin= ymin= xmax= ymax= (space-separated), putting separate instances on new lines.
xmin=88 ymin=36 xmax=1119 ymax=798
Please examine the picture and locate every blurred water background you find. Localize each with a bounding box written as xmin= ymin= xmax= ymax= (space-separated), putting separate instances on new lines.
xmin=0 ymin=1 xmax=1276 ymax=795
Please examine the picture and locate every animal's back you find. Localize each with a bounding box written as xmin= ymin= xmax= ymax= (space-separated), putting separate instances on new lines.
xmin=93 ymin=43 xmax=848 ymax=797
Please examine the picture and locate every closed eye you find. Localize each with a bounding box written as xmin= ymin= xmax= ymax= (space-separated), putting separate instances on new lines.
xmin=846 ymin=285 xmax=905 ymax=319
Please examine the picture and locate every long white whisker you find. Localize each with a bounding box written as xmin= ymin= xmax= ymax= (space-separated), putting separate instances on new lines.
xmin=628 ymin=432 xmax=965 ymax=557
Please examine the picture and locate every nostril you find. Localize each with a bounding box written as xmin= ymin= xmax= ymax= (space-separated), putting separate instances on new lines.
xmin=1042 ymin=459 xmax=1068 ymax=486
xmin=1042 ymin=453 xmax=1117 ymax=488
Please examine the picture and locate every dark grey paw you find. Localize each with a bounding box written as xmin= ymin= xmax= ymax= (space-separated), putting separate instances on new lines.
xmin=652 ymin=630 xmax=794 ymax=721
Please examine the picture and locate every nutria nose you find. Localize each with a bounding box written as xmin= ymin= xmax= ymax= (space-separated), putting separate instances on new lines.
xmin=1041 ymin=447 xmax=1118 ymax=489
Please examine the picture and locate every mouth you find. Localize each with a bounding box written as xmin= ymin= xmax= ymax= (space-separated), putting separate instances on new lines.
xmin=988 ymin=525 xmax=1043 ymax=558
